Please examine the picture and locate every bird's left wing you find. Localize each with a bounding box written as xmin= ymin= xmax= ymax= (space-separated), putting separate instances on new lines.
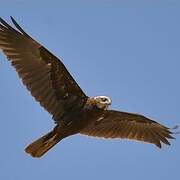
xmin=80 ymin=110 xmax=175 ymax=148
xmin=0 ymin=17 xmax=87 ymax=121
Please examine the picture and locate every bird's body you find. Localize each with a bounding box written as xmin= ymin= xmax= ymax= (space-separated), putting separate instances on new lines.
xmin=54 ymin=102 xmax=102 ymax=138
xmin=26 ymin=98 xmax=105 ymax=157
xmin=0 ymin=17 xmax=178 ymax=158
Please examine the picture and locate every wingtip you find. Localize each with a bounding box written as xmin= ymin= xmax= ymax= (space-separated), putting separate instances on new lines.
xmin=10 ymin=16 xmax=17 ymax=25
xmin=0 ymin=16 xmax=15 ymax=23
xmin=171 ymin=125 xmax=180 ymax=135
xmin=156 ymin=140 xmax=171 ymax=149
xmin=0 ymin=17 xmax=7 ymax=24
xmin=9 ymin=16 xmax=30 ymax=38
xmin=156 ymin=143 xmax=162 ymax=148
xmin=10 ymin=16 xmax=16 ymax=24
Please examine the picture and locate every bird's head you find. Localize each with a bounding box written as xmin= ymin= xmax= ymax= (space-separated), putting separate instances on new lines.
xmin=87 ymin=96 xmax=112 ymax=110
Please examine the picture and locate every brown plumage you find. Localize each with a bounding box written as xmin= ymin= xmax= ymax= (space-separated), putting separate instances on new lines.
xmin=0 ymin=17 xmax=178 ymax=158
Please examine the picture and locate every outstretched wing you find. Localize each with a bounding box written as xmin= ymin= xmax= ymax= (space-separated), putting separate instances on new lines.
xmin=0 ymin=17 xmax=87 ymax=121
xmin=80 ymin=110 xmax=175 ymax=148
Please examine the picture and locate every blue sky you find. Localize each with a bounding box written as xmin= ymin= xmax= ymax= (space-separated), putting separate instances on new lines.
xmin=0 ymin=1 xmax=180 ymax=180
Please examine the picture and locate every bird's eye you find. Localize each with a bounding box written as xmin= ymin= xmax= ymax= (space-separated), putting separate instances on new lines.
xmin=102 ymin=98 xmax=107 ymax=102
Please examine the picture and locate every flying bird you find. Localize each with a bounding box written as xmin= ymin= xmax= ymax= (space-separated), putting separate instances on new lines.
xmin=0 ymin=17 xmax=178 ymax=158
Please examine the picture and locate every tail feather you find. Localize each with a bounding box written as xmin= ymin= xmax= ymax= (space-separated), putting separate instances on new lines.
xmin=25 ymin=130 xmax=62 ymax=158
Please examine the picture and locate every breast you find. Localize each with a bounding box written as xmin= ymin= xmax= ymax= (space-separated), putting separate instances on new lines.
xmin=56 ymin=103 xmax=104 ymax=137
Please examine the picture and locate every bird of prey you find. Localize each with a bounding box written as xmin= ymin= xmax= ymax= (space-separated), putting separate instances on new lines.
xmin=0 ymin=17 xmax=178 ymax=158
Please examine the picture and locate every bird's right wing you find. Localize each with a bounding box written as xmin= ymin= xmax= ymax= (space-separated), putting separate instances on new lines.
xmin=0 ymin=17 xmax=87 ymax=121
xmin=80 ymin=110 xmax=176 ymax=148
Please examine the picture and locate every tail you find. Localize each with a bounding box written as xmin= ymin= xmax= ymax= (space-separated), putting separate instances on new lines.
xmin=25 ymin=129 xmax=62 ymax=158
